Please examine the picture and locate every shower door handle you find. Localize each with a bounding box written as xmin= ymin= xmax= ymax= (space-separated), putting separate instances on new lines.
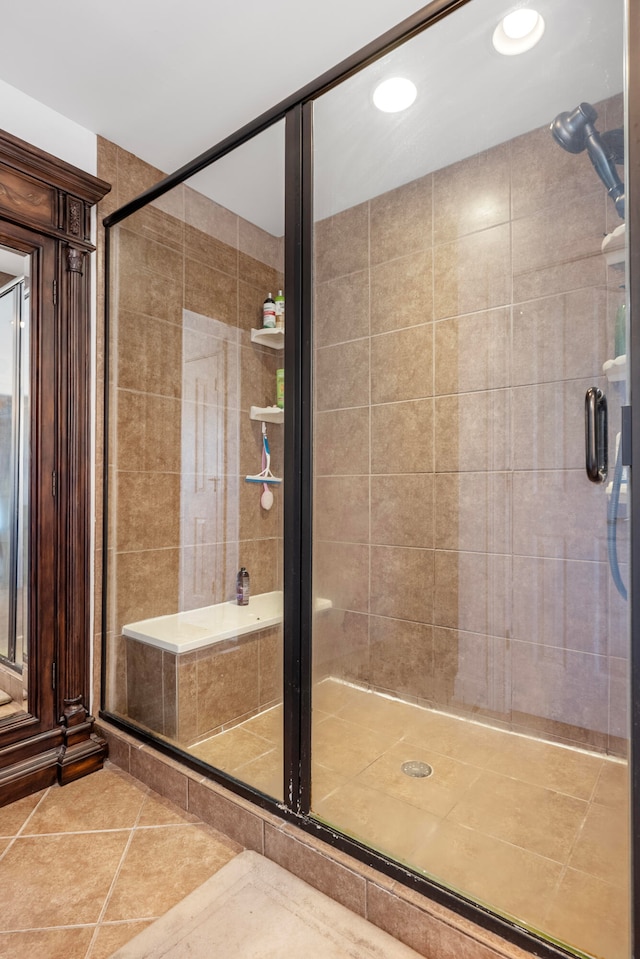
xmin=585 ymin=387 xmax=608 ymax=483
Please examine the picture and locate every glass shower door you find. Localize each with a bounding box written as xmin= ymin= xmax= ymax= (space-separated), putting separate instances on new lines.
xmin=309 ymin=1 xmax=630 ymax=957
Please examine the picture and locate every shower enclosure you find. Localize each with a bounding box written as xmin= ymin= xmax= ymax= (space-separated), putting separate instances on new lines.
xmin=101 ymin=1 xmax=635 ymax=957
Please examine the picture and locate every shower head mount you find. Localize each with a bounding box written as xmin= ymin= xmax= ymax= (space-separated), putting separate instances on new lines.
xmin=550 ymin=102 xmax=625 ymax=219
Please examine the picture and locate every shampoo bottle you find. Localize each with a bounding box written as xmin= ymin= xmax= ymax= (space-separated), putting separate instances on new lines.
xmin=263 ymin=293 xmax=276 ymax=328
xmin=276 ymin=369 xmax=284 ymax=409
xmin=275 ymin=290 xmax=285 ymax=330
xmin=236 ymin=567 xmax=250 ymax=606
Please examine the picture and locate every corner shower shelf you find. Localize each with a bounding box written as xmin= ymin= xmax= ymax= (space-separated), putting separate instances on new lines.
xmin=251 ymin=328 xmax=284 ymax=350
xmin=250 ymin=405 xmax=284 ymax=424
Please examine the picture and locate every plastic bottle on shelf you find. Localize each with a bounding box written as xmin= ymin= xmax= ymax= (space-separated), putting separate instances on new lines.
xmin=275 ymin=290 xmax=285 ymax=330
xmin=262 ymin=293 xmax=276 ymax=328
xmin=276 ymin=369 xmax=284 ymax=409
xmin=236 ymin=567 xmax=250 ymax=606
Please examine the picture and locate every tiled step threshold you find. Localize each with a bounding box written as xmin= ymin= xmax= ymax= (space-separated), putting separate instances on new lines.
xmin=96 ymin=720 xmax=550 ymax=959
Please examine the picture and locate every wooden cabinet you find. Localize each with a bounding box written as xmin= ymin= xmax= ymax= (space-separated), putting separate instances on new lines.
xmin=0 ymin=130 xmax=110 ymax=804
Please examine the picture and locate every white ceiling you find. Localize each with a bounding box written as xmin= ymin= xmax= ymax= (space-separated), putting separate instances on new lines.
xmin=0 ymin=0 xmax=625 ymax=236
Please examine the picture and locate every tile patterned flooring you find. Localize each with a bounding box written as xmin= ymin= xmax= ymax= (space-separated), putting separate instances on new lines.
xmin=0 ymin=764 xmax=241 ymax=959
xmin=13 ymin=681 xmax=625 ymax=959
xmin=188 ymin=678 xmax=630 ymax=959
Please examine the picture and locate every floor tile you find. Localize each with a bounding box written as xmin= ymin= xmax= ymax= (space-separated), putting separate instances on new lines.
xmin=189 ymin=726 xmax=273 ymax=771
xmin=310 ymin=763 xmax=350 ymax=805
xmin=313 ymin=779 xmax=441 ymax=865
xmin=234 ymin=747 xmax=283 ymax=799
xmin=484 ymin=734 xmax=604 ymax=800
xmin=0 ymin=789 xmax=45 ymax=837
xmin=103 ymin=823 xmax=237 ymax=921
xmin=413 ymin=820 xmax=561 ymax=930
xmin=240 ymin=704 xmax=282 ymax=744
xmin=312 ymin=715 xmax=400 ymax=776
xmin=568 ymin=801 xmax=629 ymax=888
xmin=355 ymin=741 xmax=481 ymax=817
xmin=312 ymin=680 xmax=355 ymax=715
xmin=545 ymin=868 xmax=630 ymax=959
xmin=104 ymin=850 xmax=425 ymax=959
xmin=23 ymin=767 xmax=147 ymax=834
xmin=336 ymin=691 xmax=424 ymax=741
xmin=446 ymin=769 xmax=587 ymax=862
xmin=0 ymin=830 xmax=129 ymax=929
xmin=592 ymin=758 xmax=629 ymax=809
xmin=402 ymin=710 xmax=503 ymax=767
xmin=0 ymin=926 xmax=94 ymax=958
xmin=87 ymin=920 xmax=154 ymax=958
xmin=137 ymin=791 xmax=200 ymax=828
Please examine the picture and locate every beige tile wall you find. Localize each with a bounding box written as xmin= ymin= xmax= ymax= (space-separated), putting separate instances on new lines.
xmin=95 ymin=140 xmax=284 ymax=732
xmin=313 ymin=95 xmax=628 ymax=754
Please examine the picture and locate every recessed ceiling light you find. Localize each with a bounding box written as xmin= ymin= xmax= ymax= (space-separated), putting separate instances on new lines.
xmin=492 ymin=8 xmax=545 ymax=55
xmin=373 ymin=77 xmax=417 ymax=113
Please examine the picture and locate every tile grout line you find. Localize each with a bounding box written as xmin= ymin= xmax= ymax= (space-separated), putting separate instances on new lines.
xmin=0 ymin=785 xmax=53 ymax=863
xmin=82 ymin=786 xmax=152 ymax=959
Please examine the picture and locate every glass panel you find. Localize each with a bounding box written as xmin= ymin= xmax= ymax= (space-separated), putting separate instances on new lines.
xmin=310 ymin=2 xmax=629 ymax=957
xmin=105 ymin=121 xmax=285 ymax=799
xmin=0 ymin=248 xmax=30 ymax=716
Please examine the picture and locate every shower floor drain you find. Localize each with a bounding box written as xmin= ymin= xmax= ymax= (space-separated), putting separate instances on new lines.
xmin=401 ymin=760 xmax=433 ymax=779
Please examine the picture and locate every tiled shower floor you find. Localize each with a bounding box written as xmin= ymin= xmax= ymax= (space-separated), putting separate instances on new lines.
xmin=189 ymin=678 xmax=629 ymax=959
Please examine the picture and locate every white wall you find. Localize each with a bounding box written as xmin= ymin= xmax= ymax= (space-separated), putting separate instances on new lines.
xmin=0 ymin=78 xmax=96 ymax=173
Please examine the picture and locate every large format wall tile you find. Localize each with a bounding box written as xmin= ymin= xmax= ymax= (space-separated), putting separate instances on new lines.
xmin=315 ymin=202 xmax=369 ymax=284
xmin=434 ymin=308 xmax=510 ymax=395
xmin=369 ymin=616 xmax=434 ymax=702
xmin=116 ymin=391 xmax=182 ymax=473
xmin=117 ymin=269 xmax=183 ymax=327
xmin=433 ymin=550 xmax=511 ymax=639
xmin=116 ymin=313 xmax=183 ymax=396
xmin=116 ymin=548 xmax=180 ymax=627
xmin=512 ymin=556 xmax=612 ymax=655
xmin=370 ymin=251 xmax=433 ymax=334
xmin=315 ymin=476 xmax=370 ymax=544
xmin=314 ymin=541 xmax=370 ymax=613
xmin=511 ymin=378 xmax=595 ymax=472
xmin=511 ymin=641 xmax=610 ymax=742
xmin=512 ymin=471 xmax=608 ymax=562
xmin=433 ymin=223 xmax=511 ymax=320
xmin=510 ymin=123 xmax=602 ymax=221
xmin=434 ymin=472 xmax=511 ymax=555
xmin=370 ymin=546 xmax=434 ymax=624
xmin=371 ymin=325 xmax=434 ymax=404
xmin=371 ymin=474 xmax=434 ymax=548
xmin=184 ymin=257 xmax=238 ymax=325
xmin=512 ymin=191 xmax=606 ymax=278
xmin=369 ymin=174 xmax=432 ymax=264
xmin=315 ymin=270 xmax=370 ymax=348
xmin=371 ymin=399 xmax=434 ymax=474
xmin=433 ymin=143 xmax=510 ymax=243
xmin=315 ymin=407 xmax=370 ymax=476
xmin=116 ymin=472 xmax=181 ymax=552
xmin=512 ymin=288 xmax=609 ymax=385
xmin=316 ymin=340 xmax=370 ymax=410
xmin=431 ymin=627 xmax=512 ymax=718
xmin=434 ymin=390 xmax=511 ymax=473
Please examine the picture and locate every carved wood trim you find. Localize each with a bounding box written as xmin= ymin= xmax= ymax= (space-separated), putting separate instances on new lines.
xmin=0 ymin=130 xmax=109 ymax=245
xmin=0 ymin=164 xmax=54 ymax=226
